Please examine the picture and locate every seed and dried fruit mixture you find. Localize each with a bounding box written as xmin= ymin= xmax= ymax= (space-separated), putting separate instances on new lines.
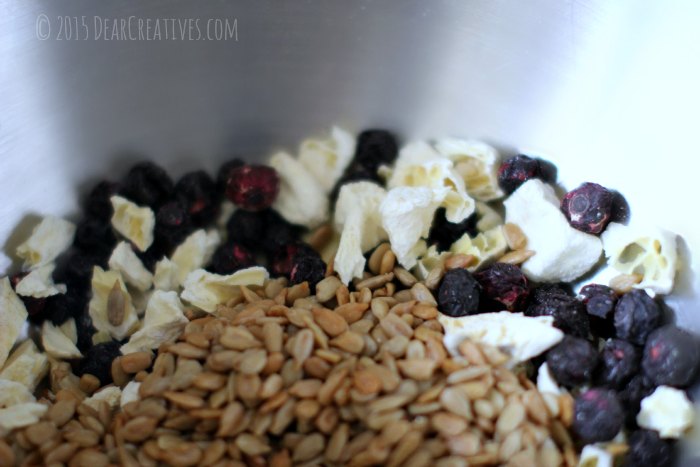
xmin=0 ymin=127 xmax=697 ymax=467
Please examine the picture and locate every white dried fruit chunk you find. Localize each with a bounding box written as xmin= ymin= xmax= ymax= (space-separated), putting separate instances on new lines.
xmin=637 ymin=386 xmax=694 ymax=438
xmin=16 ymin=216 xmax=75 ymax=270
xmin=0 ymin=277 xmax=28 ymax=368
xmin=181 ymin=267 xmax=269 ymax=313
xmin=450 ymin=226 xmax=507 ymax=270
xmin=579 ymin=444 xmax=613 ymax=467
xmin=110 ymin=195 xmax=155 ymax=252
xmin=0 ymin=340 xmax=49 ymax=391
xmin=154 ymin=257 xmax=178 ymax=291
xmin=271 ymin=152 xmax=329 ymax=228
xmin=169 ymin=229 xmax=221 ymax=288
xmin=537 ymin=362 xmax=564 ymax=396
xmin=0 ymin=402 xmax=48 ymax=436
xmin=42 ymin=320 xmax=82 ymax=360
xmin=15 ymin=264 xmax=66 ymax=298
xmin=602 ymin=222 xmax=678 ymax=295
xmin=505 ymin=179 xmax=602 ymax=282
xmin=0 ymin=379 xmax=35 ymax=408
xmin=121 ymin=290 xmax=188 ymax=354
xmin=88 ymin=267 xmax=139 ymax=340
xmin=435 ymin=139 xmax=503 ymax=201
xmin=108 ymin=241 xmax=154 ymax=292
xmin=298 ymin=126 xmax=355 ymax=193
xmin=59 ymin=318 xmax=78 ymax=345
xmin=334 ymin=182 xmax=388 ymax=284
xmin=121 ymin=381 xmax=141 ymax=407
xmin=84 ymin=386 xmax=122 ymax=411
xmin=439 ymin=312 xmax=564 ymax=366
xmin=475 ymin=201 xmax=503 ymax=232
xmin=415 ymin=244 xmax=448 ymax=280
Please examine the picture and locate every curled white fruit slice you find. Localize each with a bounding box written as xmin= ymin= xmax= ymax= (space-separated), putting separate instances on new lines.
xmin=181 ymin=267 xmax=269 ymax=313
xmin=16 ymin=216 xmax=75 ymax=270
xmin=110 ymin=195 xmax=155 ymax=252
xmin=435 ymin=139 xmax=503 ymax=201
xmin=298 ymin=126 xmax=355 ymax=193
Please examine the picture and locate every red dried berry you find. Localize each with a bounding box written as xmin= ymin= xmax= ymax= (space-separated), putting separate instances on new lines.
xmin=561 ymin=182 xmax=614 ymax=235
xmin=497 ymin=155 xmax=555 ymax=195
xmin=474 ymin=263 xmax=529 ymax=311
xmin=225 ymin=165 xmax=280 ymax=211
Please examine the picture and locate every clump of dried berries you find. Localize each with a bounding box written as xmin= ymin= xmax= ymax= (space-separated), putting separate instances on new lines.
xmin=624 ymin=429 xmax=675 ymax=467
xmin=289 ymin=247 xmax=326 ymax=288
xmin=614 ymin=289 xmax=662 ymax=345
xmin=209 ymin=242 xmax=255 ymax=275
xmin=175 ymin=170 xmax=218 ymax=227
xmin=573 ymin=388 xmax=624 ymax=443
xmin=474 ymin=263 xmax=529 ymax=311
xmin=642 ymin=324 xmax=700 ymax=388
xmin=597 ymin=338 xmax=640 ymax=389
xmin=155 ymin=201 xmax=193 ymax=253
xmin=226 ymin=164 xmax=280 ymax=211
xmin=546 ymin=336 xmax=599 ymax=387
xmin=44 ymin=288 xmax=89 ymax=326
xmin=74 ymin=340 xmax=122 ymax=386
xmin=526 ymin=285 xmax=590 ymax=337
xmin=84 ymin=180 xmax=119 ymax=221
xmin=579 ymin=283 xmax=618 ymax=338
xmin=497 ymin=155 xmax=556 ymax=194
xmin=437 ymin=269 xmax=481 ymax=317
xmin=120 ymin=161 xmax=174 ymax=209
xmin=561 ymin=182 xmax=614 ymax=234
xmin=261 ymin=210 xmax=304 ymax=254
xmin=427 ymin=208 xmax=478 ymax=251
xmin=53 ymin=249 xmax=106 ymax=292
xmin=73 ymin=217 xmax=117 ymax=259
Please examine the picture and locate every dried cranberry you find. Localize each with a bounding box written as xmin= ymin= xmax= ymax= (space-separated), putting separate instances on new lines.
xmin=573 ymin=388 xmax=624 ymax=443
xmin=73 ymin=217 xmax=117 ymax=258
xmin=474 ymin=263 xmax=529 ymax=311
xmin=597 ymin=338 xmax=640 ymax=389
xmin=614 ymin=289 xmax=662 ymax=346
xmin=437 ymin=269 xmax=481 ymax=317
xmin=619 ymin=374 xmax=655 ymax=428
xmin=289 ymin=247 xmax=326 ymax=288
xmin=642 ymin=325 xmax=700 ymax=388
xmin=84 ymin=180 xmax=120 ymax=221
xmin=225 ymin=164 xmax=280 ymax=211
xmin=526 ymin=285 xmax=590 ymax=337
xmin=624 ymin=430 xmax=675 ymax=467
xmin=579 ymin=284 xmax=618 ymax=338
xmin=75 ymin=341 xmax=121 ymax=386
xmin=497 ymin=155 xmax=555 ymax=195
xmin=155 ymin=201 xmax=193 ymax=252
xmin=216 ymin=158 xmax=245 ymax=197
xmin=209 ymin=242 xmax=255 ymax=275
xmin=546 ymin=336 xmax=599 ymax=387
xmin=427 ymin=208 xmax=478 ymax=251
xmin=175 ymin=170 xmax=218 ymax=227
xmin=120 ymin=161 xmax=174 ymax=209
xmin=561 ymin=182 xmax=614 ymax=235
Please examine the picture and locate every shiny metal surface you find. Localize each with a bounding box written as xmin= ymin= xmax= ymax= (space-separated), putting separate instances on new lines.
xmin=2 ymin=0 xmax=700 ymax=461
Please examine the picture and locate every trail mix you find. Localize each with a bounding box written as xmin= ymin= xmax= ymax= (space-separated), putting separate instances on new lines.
xmin=0 ymin=127 xmax=698 ymax=466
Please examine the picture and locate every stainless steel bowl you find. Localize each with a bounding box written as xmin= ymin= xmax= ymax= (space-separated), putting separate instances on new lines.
xmin=2 ymin=0 xmax=699 ymax=462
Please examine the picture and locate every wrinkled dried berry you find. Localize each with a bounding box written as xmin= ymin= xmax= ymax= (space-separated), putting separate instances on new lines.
xmin=561 ymin=182 xmax=614 ymax=235
xmin=619 ymin=374 xmax=655 ymax=428
xmin=155 ymin=201 xmax=193 ymax=252
xmin=614 ymin=289 xmax=662 ymax=345
xmin=437 ymin=269 xmax=481 ymax=317
xmin=43 ymin=288 xmax=89 ymax=326
xmin=175 ymin=170 xmax=218 ymax=227
xmin=474 ymin=263 xmax=529 ymax=311
xmin=624 ymin=430 xmax=675 ymax=467
xmin=75 ymin=340 xmax=121 ymax=386
xmin=546 ymin=336 xmax=599 ymax=387
xmin=209 ymin=242 xmax=255 ymax=275
xmin=497 ymin=155 xmax=555 ymax=194
xmin=579 ymin=284 xmax=618 ymax=338
xmin=226 ymin=164 xmax=280 ymax=211
xmin=526 ymin=285 xmax=590 ymax=337
xmin=427 ymin=208 xmax=478 ymax=251
xmin=53 ymin=249 xmax=106 ymax=292
xmin=351 ymin=129 xmax=399 ymax=172
xmin=226 ymin=209 xmax=267 ymax=250
xmin=597 ymin=338 xmax=640 ymax=389
xmin=261 ymin=210 xmax=304 ymax=254
xmin=269 ymin=243 xmax=312 ymax=277
xmin=216 ymin=158 xmax=244 ymax=197
xmin=642 ymin=325 xmax=700 ymax=388
xmin=120 ymin=161 xmax=174 ymax=209
xmin=573 ymin=388 xmax=624 ymax=443
xmin=84 ymin=180 xmax=119 ymax=221
xmin=289 ymin=247 xmax=326 ymax=288
xmin=73 ymin=217 xmax=117 ymax=258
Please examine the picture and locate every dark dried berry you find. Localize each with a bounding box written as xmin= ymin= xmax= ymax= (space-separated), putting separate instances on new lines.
xmin=75 ymin=312 xmax=96 ymax=353
xmin=352 ymin=129 xmax=399 ymax=172
xmin=642 ymin=325 xmax=700 ymax=388
xmin=437 ymin=269 xmax=481 ymax=317
xmin=44 ymin=288 xmax=89 ymax=326
xmin=526 ymin=285 xmax=590 ymax=337
xmin=269 ymin=243 xmax=311 ymax=277
xmin=474 ymin=263 xmax=529 ymax=311
xmin=216 ymin=158 xmax=245 ymax=197
xmin=497 ymin=155 xmax=555 ymax=195
xmin=561 ymin=182 xmax=614 ymax=235
xmin=10 ymin=273 xmax=48 ymax=323
xmin=614 ymin=289 xmax=662 ymax=345
xmin=175 ymin=170 xmax=218 ymax=227
xmin=546 ymin=336 xmax=599 ymax=387
xmin=573 ymin=388 xmax=624 ymax=443
xmin=619 ymin=374 xmax=655 ymax=428
xmin=209 ymin=242 xmax=255 ymax=275
xmin=226 ymin=209 xmax=267 ymax=249
xmin=330 ymin=168 xmax=382 ymax=203
xmin=53 ymin=249 xmax=105 ymax=292
xmin=75 ymin=340 xmax=121 ymax=386
xmin=261 ymin=210 xmax=303 ymax=254
xmin=427 ymin=208 xmax=478 ymax=251
xmin=155 ymin=201 xmax=193 ymax=252
xmin=610 ymin=190 xmax=631 ymax=224
xmin=623 ymin=430 xmax=675 ymax=467
xmin=73 ymin=217 xmax=117 ymax=257
xmin=597 ymin=338 xmax=640 ymax=389
xmin=226 ymin=165 xmax=280 ymax=211
xmin=579 ymin=283 xmax=618 ymax=338
xmin=84 ymin=180 xmax=119 ymax=221
xmin=289 ymin=247 xmax=326 ymax=288
xmin=120 ymin=161 xmax=174 ymax=209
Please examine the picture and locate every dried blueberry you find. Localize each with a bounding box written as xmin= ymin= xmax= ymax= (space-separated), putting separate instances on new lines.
xmin=73 ymin=217 xmax=117 ymax=258
xmin=427 ymin=208 xmax=478 ymax=251
xmin=269 ymin=243 xmax=310 ymax=277
xmin=473 ymin=263 xmax=529 ymax=311
xmin=155 ymin=201 xmax=193 ymax=253
xmin=44 ymin=288 xmax=89 ymax=326
xmin=53 ymin=249 xmax=105 ymax=292
xmin=84 ymin=180 xmax=119 ymax=221
xmin=75 ymin=340 xmax=121 ymax=386
xmin=573 ymin=388 xmax=624 ymax=443
xmin=642 ymin=325 xmax=700 ymax=388
xmin=175 ymin=170 xmax=218 ymax=227
xmin=226 ymin=209 xmax=267 ymax=250
xmin=261 ymin=210 xmax=304 ymax=254
xmin=624 ymin=430 xmax=675 ymax=466
xmin=351 ymin=129 xmax=399 ymax=172
xmin=120 ymin=161 xmax=174 ymax=209
xmin=546 ymin=336 xmax=599 ymax=387
xmin=579 ymin=284 xmax=618 ymax=338
xmin=9 ymin=273 xmax=48 ymax=323
xmin=209 ymin=242 xmax=255 ymax=275
xmin=614 ymin=289 xmax=661 ymax=345
xmin=289 ymin=247 xmax=326 ymax=288
xmin=437 ymin=269 xmax=481 ymax=317
xmin=497 ymin=155 xmax=555 ymax=195
xmin=597 ymin=338 xmax=640 ymax=389
xmin=226 ymin=164 xmax=280 ymax=211
xmin=216 ymin=158 xmax=245 ymax=197
xmin=561 ymin=182 xmax=614 ymax=235
xmin=526 ymin=285 xmax=590 ymax=337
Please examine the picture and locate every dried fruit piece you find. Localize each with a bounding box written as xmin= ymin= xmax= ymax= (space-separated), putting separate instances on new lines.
xmin=226 ymin=164 xmax=280 ymax=211
xmin=474 ymin=263 xmax=529 ymax=311
xmin=642 ymin=325 xmax=700 ymax=388
xmin=427 ymin=208 xmax=477 ymax=251
xmin=75 ymin=340 xmax=122 ymax=386
xmin=0 ymin=278 xmax=29 ymax=368
xmin=120 ymin=161 xmax=174 ymax=209
xmin=526 ymin=285 xmax=590 ymax=338
xmin=546 ymin=336 xmax=598 ymax=387
xmin=16 ymin=216 xmax=76 ymax=270
xmin=572 ymin=388 xmax=624 ymax=443
xmin=437 ymin=269 xmax=481 ymax=317
xmin=289 ymin=248 xmax=326 ymax=288
xmin=597 ymin=338 xmax=640 ymax=389
xmin=614 ymin=289 xmax=661 ymax=346
xmin=560 ymin=182 xmax=614 ymax=234
xmin=623 ymin=429 xmax=675 ymax=466
xmin=110 ymin=195 xmax=156 ymax=252
xmin=175 ymin=170 xmax=218 ymax=227
xmin=210 ymin=242 xmax=255 ymax=275
xmin=497 ymin=155 xmax=555 ymax=195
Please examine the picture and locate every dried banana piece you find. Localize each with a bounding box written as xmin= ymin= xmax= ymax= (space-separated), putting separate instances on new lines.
xmin=271 ymin=152 xmax=329 ymax=228
xmin=298 ymin=126 xmax=356 ymax=193
xmin=42 ymin=321 xmax=82 ymax=360
xmin=435 ymin=139 xmax=503 ymax=201
xmin=0 ymin=277 xmax=28 ymax=368
xmin=15 ymin=264 xmax=66 ymax=298
xmin=181 ymin=267 xmax=269 ymax=313
xmin=0 ymin=340 xmax=48 ymax=392
xmin=16 ymin=216 xmax=75 ymax=270
xmin=108 ymin=241 xmax=154 ymax=292
xmin=451 ymin=226 xmax=508 ymax=270
xmin=169 ymin=229 xmax=221 ymax=288
xmin=88 ymin=267 xmax=139 ymax=340
xmin=121 ymin=290 xmax=188 ymax=355
xmin=110 ymin=195 xmax=155 ymax=252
